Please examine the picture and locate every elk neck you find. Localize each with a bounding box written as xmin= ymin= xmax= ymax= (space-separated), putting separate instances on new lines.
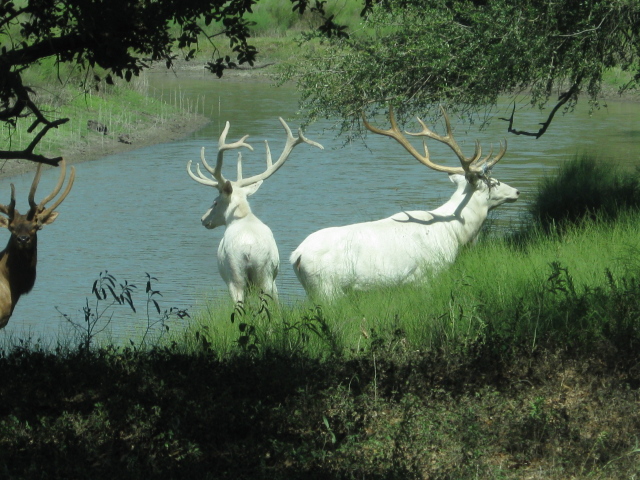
xmin=0 ymin=232 xmax=38 ymax=298
xmin=429 ymin=178 xmax=490 ymax=245
xmin=225 ymin=197 xmax=254 ymax=224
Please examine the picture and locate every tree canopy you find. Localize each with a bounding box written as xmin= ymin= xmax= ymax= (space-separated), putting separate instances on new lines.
xmin=0 ymin=0 xmax=368 ymax=165
xmin=284 ymin=0 xmax=639 ymax=139
xmin=2 ymin=0 xmax=638 ymax=165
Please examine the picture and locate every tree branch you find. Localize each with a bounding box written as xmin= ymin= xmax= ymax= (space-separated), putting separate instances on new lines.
xmin=499 ymin=81 xmax=582 ymax=138
xmin=0 ymin=118 xmax=68 ymax=166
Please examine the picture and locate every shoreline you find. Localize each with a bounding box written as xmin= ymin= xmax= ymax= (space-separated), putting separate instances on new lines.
xmin=0 ymin=113 xmax=211 ymax=180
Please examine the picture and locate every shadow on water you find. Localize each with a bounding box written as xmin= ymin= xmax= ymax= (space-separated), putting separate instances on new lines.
xmin=3 ymin=73 xmax=640 ymax=342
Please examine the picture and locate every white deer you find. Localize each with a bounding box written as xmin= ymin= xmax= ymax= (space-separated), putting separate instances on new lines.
xmin=290 ymin=107 xmax=520 ymax=299
xmin=187 ymin=118 xmax=323 ymax=303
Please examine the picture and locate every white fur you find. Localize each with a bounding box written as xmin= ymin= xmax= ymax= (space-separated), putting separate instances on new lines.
xmin=290 ymin=174 xmax=519 ymax=299
xmin=188 ymin=118 xmax=323 ymax=303
xmin=202 ymin=180 xmax=278 ymax=303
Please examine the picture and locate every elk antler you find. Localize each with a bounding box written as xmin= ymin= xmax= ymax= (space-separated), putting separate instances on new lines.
xmin=0 ymin=184 xmax=16 ymax=218
xmin=27 ymin=158 xmax=76 ymax=221
xmin=235 ymin=117 xmax=323 ymax=188
xmin=187 ymin=118 xmax=323 ymax=188
xmin=362 ymin=106 xmax=507 ymax=181
xmin=187 ymin=121 xmax=254 ymax=188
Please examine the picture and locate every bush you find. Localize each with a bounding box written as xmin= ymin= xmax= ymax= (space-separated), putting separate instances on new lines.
xmin=529 ymin=155 xmax=640 ymax=233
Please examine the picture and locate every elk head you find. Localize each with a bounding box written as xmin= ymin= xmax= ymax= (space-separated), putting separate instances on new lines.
xmin=187 ymin=118 xmax=323 ymax=229
xmin=0 ymin=159 xmax=75 ymax=251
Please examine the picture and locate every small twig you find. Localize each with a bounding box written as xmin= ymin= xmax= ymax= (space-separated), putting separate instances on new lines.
xmin=0 ymin=69 xmax=69 ymax=165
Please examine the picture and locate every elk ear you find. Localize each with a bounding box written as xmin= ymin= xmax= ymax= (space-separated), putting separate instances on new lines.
xmin=244 ymin=180 xmax=263 ymax=197
xmin=39 ymin=212 xmax=59 ymax=226
xmin=449 ymin=173 xmax=467 ymax=185
xmin=222 ymin=180 xmax=233 ymax=196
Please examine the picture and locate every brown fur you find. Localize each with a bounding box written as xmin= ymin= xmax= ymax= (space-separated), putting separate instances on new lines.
xmin=0 ymin=233 xmax=38 ymax=327
xmin=0 ymin=160 xmax=75 ymax=328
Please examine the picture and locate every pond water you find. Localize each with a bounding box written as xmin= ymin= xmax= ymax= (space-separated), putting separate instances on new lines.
xmin=2 ymin=72 xmax=639 ymax=343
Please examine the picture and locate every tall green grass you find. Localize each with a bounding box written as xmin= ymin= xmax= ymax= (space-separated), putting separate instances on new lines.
xmin=183 ymin=155 xmax=640 ymax=360
xmin=245 ymin=0 xmax=364 ymax=37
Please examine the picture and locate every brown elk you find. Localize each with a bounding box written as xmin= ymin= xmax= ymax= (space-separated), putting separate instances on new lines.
xmin=0 ymin=159 xmax=75 ymax=327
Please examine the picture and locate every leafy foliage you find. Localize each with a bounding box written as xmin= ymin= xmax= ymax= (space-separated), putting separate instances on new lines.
xmin=57 ymin=271 xmax=189 ymax=350
xmin=283 ymin=0 xmax=640 ymax=138
xmin=0 ymin=0 xmax=365 ymax=164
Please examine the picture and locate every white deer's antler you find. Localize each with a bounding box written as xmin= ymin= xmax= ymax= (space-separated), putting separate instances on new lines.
xmin=186 ymin=121 xmax=254 ymax=189
xmin=187 ymin=118 xmax=323 ymax=189
xmin=235 ymin=117 xmax=323 ymax=187
xmin=363 ymin=106 xmax=506 ymax=181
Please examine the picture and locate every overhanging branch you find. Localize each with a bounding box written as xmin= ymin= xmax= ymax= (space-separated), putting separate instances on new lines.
xmin=0 ymin=118 xmax=68 ymax=166
xmin=499 ymin=80 xmax=582 ymax=139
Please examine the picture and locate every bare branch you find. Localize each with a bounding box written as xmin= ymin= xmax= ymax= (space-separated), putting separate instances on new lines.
xmin=499 ymin=81 xmax=582 ymax=139
xmin=0 ymin=118 xmax=68 ymax=166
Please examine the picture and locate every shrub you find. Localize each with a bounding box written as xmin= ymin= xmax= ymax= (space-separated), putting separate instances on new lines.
xmin=529 ymin=155 xmax=640 ymax=233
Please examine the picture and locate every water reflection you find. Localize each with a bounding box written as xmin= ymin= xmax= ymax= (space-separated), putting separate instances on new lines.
xmin=2 ymin=74 xmax=639 ymax=342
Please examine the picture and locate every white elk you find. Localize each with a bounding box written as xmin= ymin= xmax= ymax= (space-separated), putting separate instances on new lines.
xmin=187 ymin=118 xmax=323 ymax=303
xmin=290 ymin=107 xmax=520 ymax=299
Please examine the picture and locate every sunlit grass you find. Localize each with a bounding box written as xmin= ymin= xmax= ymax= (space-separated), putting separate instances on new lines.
xmin=178 ymin=208 xmax=640 ymax=361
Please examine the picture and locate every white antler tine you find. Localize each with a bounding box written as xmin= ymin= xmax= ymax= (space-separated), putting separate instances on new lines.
xmin=440 ymin=105 xmax=454 ymax=138
xmin=235 ymin=117 xmax=322 ymax=187
xmin=279 ymin=116 xmax=294 ymax=141
xmin=298 ymin=128 xmax=325 ymax=150
xmin=421 ymin=139 xmax=430 ymax=159
xmin=407 ymin=117 xmax=435 ymax=137
xmin=235 ymin=134 xmax=253 ymax=151
xmin=196 ymin=163 xmax=211 ymax=181
xmin=218 ymin=121 xmax=254 ymax=152
xmin=472 ymin=142 xmax=489 ymax=168
xmin=278 ymin=117 xmax=324 ymax=150
xmin=218 ymin=121 xmax=231 ymax=150
xmin=264 ymin=140 xmax=273 ymax=169
xmin=215 ymin=121 xmax=254 ymax=183
xmin=200 ymin=147 xmax=216 ymax=175
xmin=237 ymin=152 xmax=243 ymax=180
xmin=186 ymin=160 xmax=196 ymax=180
xmin=186 ymin=159 xmax=218 ymax=187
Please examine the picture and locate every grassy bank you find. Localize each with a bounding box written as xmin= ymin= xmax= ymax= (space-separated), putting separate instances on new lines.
xmin=0 ymin=157 xmax=639 ymax=478
xmin=0 ymin=61 xmax=208 ymax=178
